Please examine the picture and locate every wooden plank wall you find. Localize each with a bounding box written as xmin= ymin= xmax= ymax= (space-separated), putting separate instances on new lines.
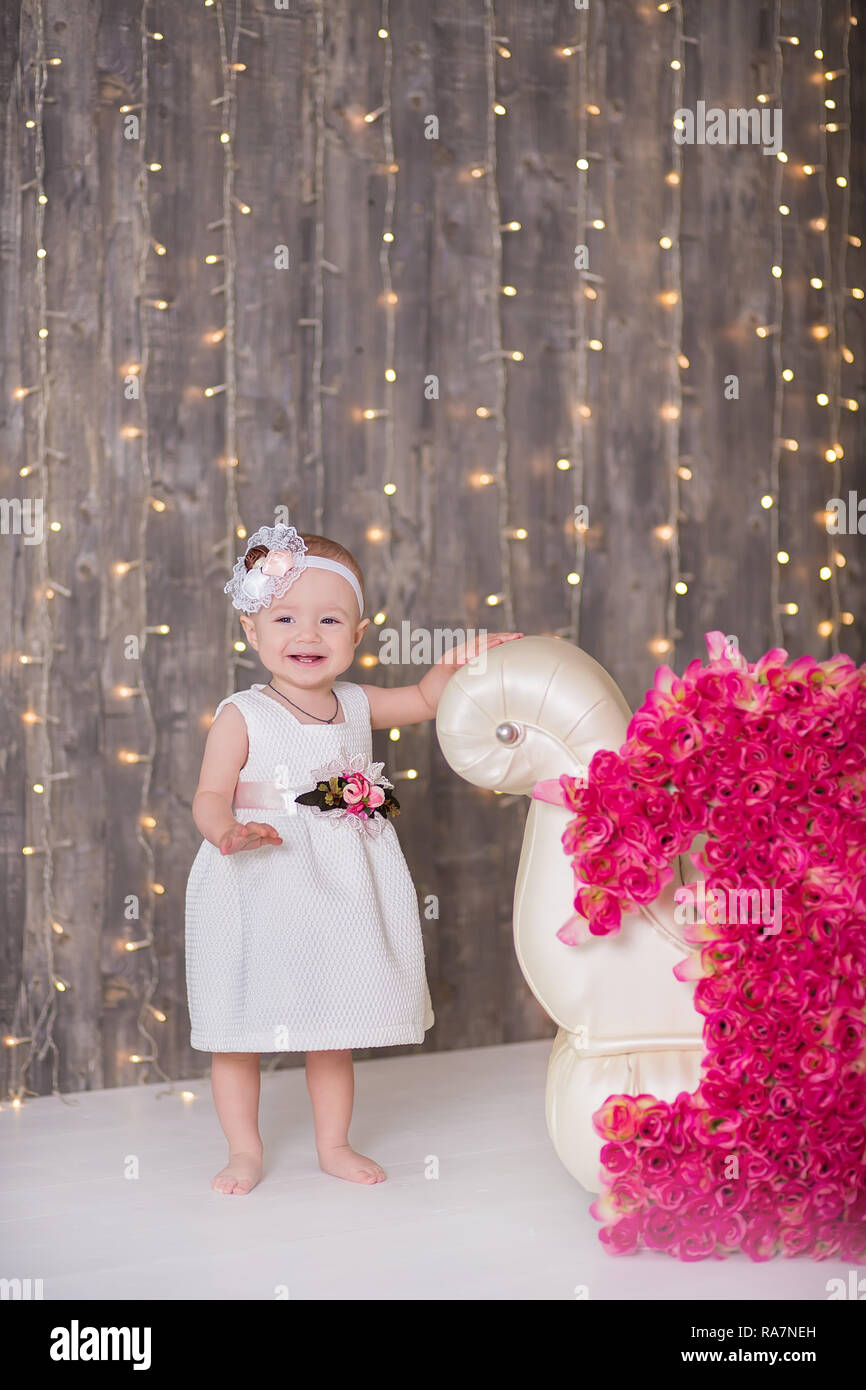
xmin=1 ymin=0 xmax=863 ymax=1095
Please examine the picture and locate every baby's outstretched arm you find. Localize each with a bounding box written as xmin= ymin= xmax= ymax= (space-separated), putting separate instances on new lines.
xmin=193 ymin=703 xmax=283 ymax=853
xmin=359 ymin=630 xmax=523 ymax=729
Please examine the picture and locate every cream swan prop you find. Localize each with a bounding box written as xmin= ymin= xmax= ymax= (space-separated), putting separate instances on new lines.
xmin=435 ymin=635 xmax=706 ymax=1193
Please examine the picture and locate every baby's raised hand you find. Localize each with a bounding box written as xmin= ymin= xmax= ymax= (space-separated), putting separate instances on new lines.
xmin=219 ymin=821 xmax=283 ymax=855
xmin=440 ymin=632 xmax=524 ymax=667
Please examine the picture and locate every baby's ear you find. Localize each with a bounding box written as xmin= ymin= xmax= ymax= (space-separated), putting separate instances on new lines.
xmin=240 ymin=614 xmax=257 ymax=647
xmin=355 ymin=617 xmax=371 ymax=644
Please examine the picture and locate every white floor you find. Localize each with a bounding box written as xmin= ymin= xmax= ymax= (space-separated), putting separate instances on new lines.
xmin=0 ymin=1040 xmax=851 ymax=1300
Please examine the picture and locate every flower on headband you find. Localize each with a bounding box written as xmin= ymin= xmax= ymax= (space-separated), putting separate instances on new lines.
xmin=224 ymin=523 xmax=308 ymax=614
xmin=294 ymin=752 xmax=400 ymax=838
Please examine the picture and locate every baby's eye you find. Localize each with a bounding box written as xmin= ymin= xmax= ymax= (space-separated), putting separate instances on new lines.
xmin=276 ymin=615 xmax=340 ymax=623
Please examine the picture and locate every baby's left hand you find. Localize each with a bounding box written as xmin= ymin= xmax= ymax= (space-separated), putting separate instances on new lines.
xmin=438 ymin=632 xmax=524 ymax=667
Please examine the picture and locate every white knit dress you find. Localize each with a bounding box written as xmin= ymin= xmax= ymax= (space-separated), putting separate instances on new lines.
xmin=185 ymin=681 xmax=435 ymax=1052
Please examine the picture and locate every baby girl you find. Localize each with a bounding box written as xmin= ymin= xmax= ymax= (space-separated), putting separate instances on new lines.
xmin=185 ymin=522 xmax=522 ymax=1194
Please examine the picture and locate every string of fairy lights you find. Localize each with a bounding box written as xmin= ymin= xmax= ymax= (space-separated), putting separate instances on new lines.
xmin=205 ymin=0 xmax=255 ymax=701
xmin=767 ymin=0 xmax=786 ymax=648
xmin=562 ymin=11 xmax=590 ymax=647
xmin=111 ymin=7 xmax=189 ymax=1093
xmin=479 ymin=2 xmax=516 ymax=635
xmin=814 ymin=0 xmax=854 ymax=654
xmin=305 ymin=0 xmax=326 ymax=532
xmin=376 ymin=0 xmax=397 ymax=589
xmin=655 ymin=0 xmax=688 ymax=659
xmin=6 ymin=5 xmax=862 ymax=1106
xmin=756 ymin=5 xmax=859 ymax=652
xmin=8 ymin=0 xmax=72 ymax=1109
xmin=117 ymin=0 xmax=171 ymax=1088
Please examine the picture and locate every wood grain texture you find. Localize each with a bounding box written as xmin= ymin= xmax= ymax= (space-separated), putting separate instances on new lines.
xmin=1 ymin=0 xmax=863 ymax=1094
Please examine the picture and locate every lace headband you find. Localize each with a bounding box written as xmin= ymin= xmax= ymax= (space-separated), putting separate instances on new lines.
xmin=224 ymin=524 xmax=365 ymax=618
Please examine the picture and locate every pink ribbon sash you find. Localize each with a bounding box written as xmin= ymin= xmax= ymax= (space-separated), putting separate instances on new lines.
xmin=232 ymin=780 xmax=304 ymax=811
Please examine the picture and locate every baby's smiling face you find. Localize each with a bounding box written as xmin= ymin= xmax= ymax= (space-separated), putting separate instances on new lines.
xmin=239 ymin=566 xmax=369 ymax=687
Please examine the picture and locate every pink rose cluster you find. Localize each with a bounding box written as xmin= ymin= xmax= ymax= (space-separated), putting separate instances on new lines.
xmin=558 ymin=631 xmax=866 ymax=1262
xmin=342 ymin=773 xmax=385 ymax=815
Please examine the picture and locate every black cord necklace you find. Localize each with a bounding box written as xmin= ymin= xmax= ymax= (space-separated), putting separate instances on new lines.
xmin=266 ymin=680 xmax=340 ymax=724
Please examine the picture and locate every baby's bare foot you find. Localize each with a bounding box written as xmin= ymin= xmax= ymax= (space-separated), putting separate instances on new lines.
xmin=317 ymin=1142 xmax=386 ymax=1184
xmin=211 ymin=1147 xmax=263 ymax=1195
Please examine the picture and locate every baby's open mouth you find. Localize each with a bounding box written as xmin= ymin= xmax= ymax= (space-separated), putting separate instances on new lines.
xmin=290 ymin=654 xmax=325 ymax=664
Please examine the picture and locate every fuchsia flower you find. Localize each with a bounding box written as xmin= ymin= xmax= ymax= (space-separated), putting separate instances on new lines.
xmin=558 ymin=631 xmax=866 ymax=1264
xmin=341 ymin=772 xmax=372 ymax=805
